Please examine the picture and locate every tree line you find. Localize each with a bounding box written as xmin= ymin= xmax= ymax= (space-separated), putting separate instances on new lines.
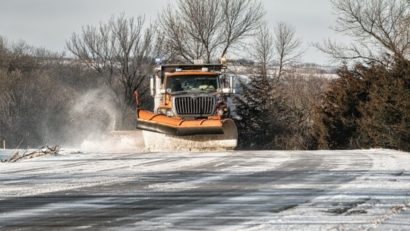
xmin=0 ymin=0 xmax=408 ymax=151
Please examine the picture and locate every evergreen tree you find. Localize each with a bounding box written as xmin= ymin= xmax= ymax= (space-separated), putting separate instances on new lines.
xmin=234 ymin=75 xmax=287 ymax=149
xmin=314 ymin=65 xmax=370 ymax=149
xmin=314 ymin=60 xmax=410 ymax=151
xmin=359 ymin=60 xmax=410 ymax=150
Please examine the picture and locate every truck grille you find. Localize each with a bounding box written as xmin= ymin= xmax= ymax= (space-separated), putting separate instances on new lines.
xmin=174 ymin=96 xmax=216 ymax=116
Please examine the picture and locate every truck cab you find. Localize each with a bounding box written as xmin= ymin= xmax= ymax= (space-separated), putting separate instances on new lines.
xmin=151 ymin=64 xmax=234 ymax=120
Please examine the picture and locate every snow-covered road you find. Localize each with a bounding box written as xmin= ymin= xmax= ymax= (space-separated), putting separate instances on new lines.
xmin=0 ymin=149 xmax=410 ymax=230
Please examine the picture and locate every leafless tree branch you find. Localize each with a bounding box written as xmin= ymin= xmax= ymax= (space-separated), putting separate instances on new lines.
xmin=66 ymin=14 xmax=154 ymax=126
xmin=318 ymin=0 xmax=410 ymax=64
xmin=158 ymin=0 xmax=264 ymax=63
xmin=274 ymin=22 xmax=303 ymax=78
xmin=252 ymin=24 xmax=274 ymax=78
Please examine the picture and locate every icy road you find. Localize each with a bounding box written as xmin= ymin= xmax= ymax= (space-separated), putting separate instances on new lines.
xmin=1 ymin=149 xmax=410 ymax=230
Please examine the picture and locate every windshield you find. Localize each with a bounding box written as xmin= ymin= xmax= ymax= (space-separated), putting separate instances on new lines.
xmin=166 ymin=75 xmax=219 ymax=93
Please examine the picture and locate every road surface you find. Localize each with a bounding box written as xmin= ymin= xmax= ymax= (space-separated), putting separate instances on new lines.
xmin=0 ymin=149 xmax=410 ymax=230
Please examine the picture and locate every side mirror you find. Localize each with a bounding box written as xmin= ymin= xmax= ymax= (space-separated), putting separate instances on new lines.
xmin=221 ymin=75 xmax=235 ymax=94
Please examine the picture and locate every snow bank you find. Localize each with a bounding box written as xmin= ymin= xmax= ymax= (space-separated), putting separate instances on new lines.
xmin=79 ymin=131 xmax=145 ymax=153
xmin=0 ymin=149 xmax=14 ymax=161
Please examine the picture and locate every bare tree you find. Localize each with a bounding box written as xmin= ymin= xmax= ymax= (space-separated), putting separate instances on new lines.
xmin=159 ymin=0 xmax=264 ymax=63
xmin=220 ymin=0 xmax=265 ymax=58
xmin=273 ymin=22 xmax=303 ymax=78
xmin=0 ymin=36 xmax=7 ymax=56
xmin=0 ymin=36 xmax=10 ymax=70
xmin=318 ymin=0 xmax=410 ymax=64
xmin=67 ymin=23 xmax=116 ymax=86
xmin=251 ymin=22 xmax=302 ymax=79
xmin=252 ymin=25 xmax=274 ymax=78
xmin=159 ymin=0 xmax=221 ymax=63
xmin=66 ymin=15 xmax=154 ymax=125
xmin=110 ymin=16 xmax=154 ymax=107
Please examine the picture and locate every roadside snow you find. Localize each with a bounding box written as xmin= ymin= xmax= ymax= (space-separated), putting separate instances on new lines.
xmin=225 ymin=149 xmax=410 ymax=231
xmin=0 ymin=149 xmax=409 ymax=230
xmin=0 ymin=150 xmax=248 ymax=197
xmin=0 ymin=149 xmax=14 ymax=161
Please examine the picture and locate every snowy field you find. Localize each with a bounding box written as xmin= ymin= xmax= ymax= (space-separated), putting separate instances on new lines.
xmin=0 ymin=149 xmax=410 ymax=230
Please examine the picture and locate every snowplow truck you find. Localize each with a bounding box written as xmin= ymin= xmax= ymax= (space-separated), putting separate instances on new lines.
xmin=135 ymin=64 xmax=238 ymax=151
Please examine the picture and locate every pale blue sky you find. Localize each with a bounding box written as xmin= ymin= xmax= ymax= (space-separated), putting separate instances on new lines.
xmin=0 ymin=0 xmax=343 ymax=65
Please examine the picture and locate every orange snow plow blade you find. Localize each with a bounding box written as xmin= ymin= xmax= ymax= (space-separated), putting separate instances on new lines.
xmin=135 ymin=109 xmax=238 ymax=151
xmin=136 ymin=109 xmax=225 ymax=136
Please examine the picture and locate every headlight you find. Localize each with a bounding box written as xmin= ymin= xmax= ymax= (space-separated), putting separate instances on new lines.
xmin=158 ymin=108 xmax=175 ymax=117
xmin=217 ymin=108 xmax=224 ymax=116
xmin=158 ymin=108 xmax=167 ymax=115
xmin=166 ymin=110 xmax=175 ymax=117
xmin=216 ymin=101 xmax=229 ymax=117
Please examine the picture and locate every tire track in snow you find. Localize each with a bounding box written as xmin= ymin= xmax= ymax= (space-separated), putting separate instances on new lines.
xmin=0 ymin=151 xmax=370 ymax=230
xmin=3 ymin=150 xmax=407 ymax=231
